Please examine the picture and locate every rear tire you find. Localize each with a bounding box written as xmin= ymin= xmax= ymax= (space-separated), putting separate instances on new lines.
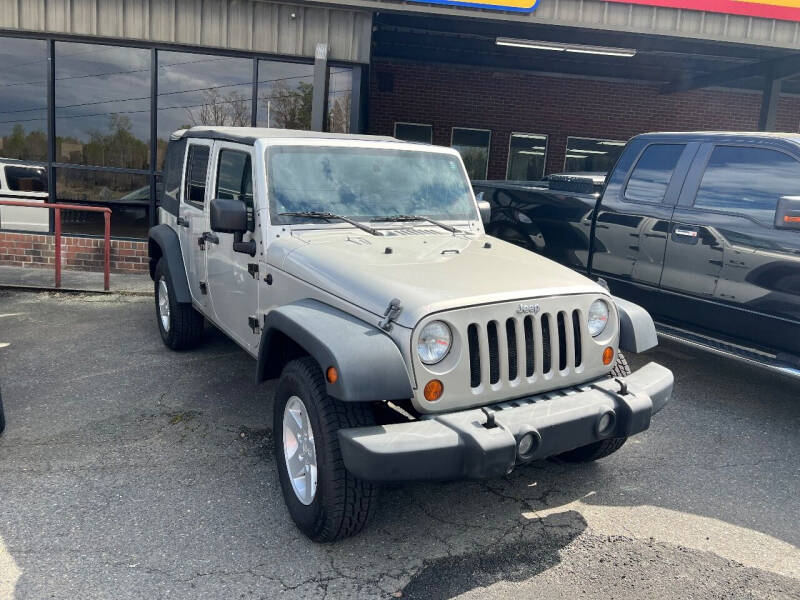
xmin=154 ymin=258 xmax=204 ymax=351
xmin=556 ymin=351 xmax=631 ymax=463
xmin=274 ymin=357 xmax=377 ymax=542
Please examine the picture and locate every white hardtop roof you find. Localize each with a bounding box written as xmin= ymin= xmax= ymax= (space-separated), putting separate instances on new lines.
xmin=176 ymin=126 xmax=398 ymax=145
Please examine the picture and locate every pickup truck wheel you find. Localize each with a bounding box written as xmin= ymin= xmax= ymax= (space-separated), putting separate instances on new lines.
xmin=154 ymin=259 xmax=204 ymax=351
xmin=556 ymin=351 xmax=631 ymax=463
xmin=274 ymin=357 xmax=377 ymax=542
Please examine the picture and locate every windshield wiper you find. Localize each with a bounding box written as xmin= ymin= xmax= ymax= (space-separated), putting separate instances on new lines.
xmin=279 ymin=211 xmax=382 ymax=237
xmin=370 ymin=214 xmax=459 ymax=234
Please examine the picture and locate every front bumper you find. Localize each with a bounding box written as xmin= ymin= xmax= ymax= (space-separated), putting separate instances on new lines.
xmin=338 ymin=362 xmax=673 ymax=482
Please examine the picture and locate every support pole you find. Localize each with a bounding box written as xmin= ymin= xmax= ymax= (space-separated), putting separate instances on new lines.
xmin=54 ymin=208 xmax=61 ymax=289
xmin=311 ymin=43 xmax=330 ymax=132
xmin=759 ymin=73 xmax=782 ymax=132
xmin=103 ymin=211 xmax=111 ymax=292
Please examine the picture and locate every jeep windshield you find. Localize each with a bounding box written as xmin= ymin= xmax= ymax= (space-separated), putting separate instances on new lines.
xmin=268 ymin=146 xmax=478 ymax=225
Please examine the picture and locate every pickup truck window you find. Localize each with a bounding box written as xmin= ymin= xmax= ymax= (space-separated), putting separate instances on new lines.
xmin=694 ymin=146 xmax=800 ymax=225
xmin=624 ymin=144 xmax=685 ymax=204
xmin=268 ymin=146 xmax=477 ymax=224
xmin=184 ymin=145 xmax=209 ymax=206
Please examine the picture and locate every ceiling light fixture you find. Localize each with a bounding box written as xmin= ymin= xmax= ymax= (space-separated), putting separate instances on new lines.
xmin=496 ymin=37 xmax=637 ymax=58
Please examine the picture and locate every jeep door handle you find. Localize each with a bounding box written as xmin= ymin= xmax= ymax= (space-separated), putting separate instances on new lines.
xmin=176 ymin=216 xmax=189 ymax=228
xmin=201 ymin=232 xmax=219 ymax=245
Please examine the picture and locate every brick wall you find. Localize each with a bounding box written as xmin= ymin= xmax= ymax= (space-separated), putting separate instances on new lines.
xmin=0 ymin=233 xmax=148 ymax=274
xmin=369 ymin=59 xmax=800 ymax=179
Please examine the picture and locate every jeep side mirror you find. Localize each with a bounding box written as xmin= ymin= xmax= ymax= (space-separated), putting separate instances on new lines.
xmin=477 ymin=198 xmax=491 ymax=224
xmin=210 ymin=197 xmax=247 ymax=233
xmin=776 ymin=196 xmax=800 ymax=230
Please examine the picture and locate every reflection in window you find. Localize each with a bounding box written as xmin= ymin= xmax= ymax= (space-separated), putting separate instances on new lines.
xmin=451 ymin=128 xmax=491 ymax=180
xmin=0 ymin=37 xmax=48 ymax=162
xmin=328 ymin=68 xmax=352 ymax=134
xmin=5 ymin=165 xmax=48 ymax=192
xmin=564 ymin=137 xmax=625 ymax=173
xmin=507 ymin=133 xmax=547 ymax=181
xmin=157 ymin=51 xmax=252 ymax=167
xmin=694 ymin=146 xmax=800 ymax=224
xmin=55 ymin=43 xmax=150 ymax=169
xmin=216 ymin=149 xmax=254 ymax=229
xmin=256 ymin=60 xmax=314 ymax=129
xmin=57 ymin=168 xmax=150 ymax=238
xmin=625 ymin=144 xmax=685 ymax=203
xmin=394 ymin=123 xmax=432 ymax=144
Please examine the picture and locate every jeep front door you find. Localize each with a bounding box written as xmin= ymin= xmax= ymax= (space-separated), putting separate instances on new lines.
xmin=180 ymin=141 xmax=212 ymax=307
xmin=205 ymin=143 xmax=260 ymax=351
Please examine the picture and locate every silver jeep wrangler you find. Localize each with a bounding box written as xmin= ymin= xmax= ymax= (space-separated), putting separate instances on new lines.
xmin=148 ymin=126 xmax=673 ymax=542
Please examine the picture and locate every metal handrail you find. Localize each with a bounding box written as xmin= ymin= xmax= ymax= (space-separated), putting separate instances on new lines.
xmin=0 ymin=200 xmax=112 ymax=291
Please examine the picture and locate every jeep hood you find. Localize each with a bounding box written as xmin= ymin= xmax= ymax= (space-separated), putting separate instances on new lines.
xmin=269 ymin=228 xmax=603 ymax=329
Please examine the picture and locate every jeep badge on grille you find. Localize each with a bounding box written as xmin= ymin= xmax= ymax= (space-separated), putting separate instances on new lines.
xmin=517 ymin=303 xmax=541 ymax=315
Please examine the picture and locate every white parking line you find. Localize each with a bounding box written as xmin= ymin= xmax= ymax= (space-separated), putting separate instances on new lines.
xmin=0 ymin=537 xmax=21 ymax=600
xmin=0 ymin=343 xmax=9 ymax=349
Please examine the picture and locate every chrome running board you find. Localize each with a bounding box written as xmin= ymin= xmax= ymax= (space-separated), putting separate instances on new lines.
xmin=656 ymin=323 xmax=800 ymax=380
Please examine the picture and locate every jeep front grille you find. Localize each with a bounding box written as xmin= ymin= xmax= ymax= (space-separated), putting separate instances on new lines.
xmin=466 ymin=310 xmax=583 ymax=389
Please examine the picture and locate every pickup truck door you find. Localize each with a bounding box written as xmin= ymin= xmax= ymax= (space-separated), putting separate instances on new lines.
xmin=179 ymin=140 xmax=212 ymax=308
xmin=661 ymin=142 xmax=800 ymax=355
xmin=204 ymin=142 xmax=261 ymax=352
xmin=591 ymin=141 xmax=697 ymax=289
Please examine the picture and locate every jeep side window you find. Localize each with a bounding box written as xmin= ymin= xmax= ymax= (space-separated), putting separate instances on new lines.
xmin=624 ymin=144 xmax=685 ymax=204
xmin=162 ymin=138 xmax=186 ymax=209
xmin=215 ymin=149 xmax=254 ymax=230
xmin=184 ymin=145 xmax=210 ymax=207
xmin=694 ymin=146 xmax=800 ymax=225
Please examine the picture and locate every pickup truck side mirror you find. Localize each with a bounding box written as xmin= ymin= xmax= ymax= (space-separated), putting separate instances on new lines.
xmin=776 ymin=196 xmax=800 ymax=231
xmin=477 ymin=197 xmax=491 ymax=225
xmin=210 ymin=197 xmax=247 ymax=233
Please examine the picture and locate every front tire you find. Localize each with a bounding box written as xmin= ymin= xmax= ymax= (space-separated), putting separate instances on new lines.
xmin=274 ymin=357 xmax=377 ymax=542
xmin=154 ymin=258 xmax=204 ymax=351
xmin=556 ymin=351 xmax=631 ymax=463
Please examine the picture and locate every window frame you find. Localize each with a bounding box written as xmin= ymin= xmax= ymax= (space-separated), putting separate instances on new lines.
xmin=622 ymin=142 xmax=687 ymax=207
xmin=564 ymin=136 xmax=626 ymax=173
xmin=506 ymin=132 xmax=549 ymax=181
xmin=689 ymin=143 xmax=800 ymax=226
xmin=450 ymin=127 xmax=492 ymax=180
xmin=394 ymin=122 xmax=433 ymax=144
xmin=183 ymin=143 xmax=211 ymax=209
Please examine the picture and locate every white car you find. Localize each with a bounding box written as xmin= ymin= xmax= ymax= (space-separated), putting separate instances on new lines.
xmin=0 ymin=159 xmax=49 ymax=232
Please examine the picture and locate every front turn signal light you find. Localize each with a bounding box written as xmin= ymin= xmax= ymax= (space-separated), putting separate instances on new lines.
xmin=424 ymin=379 xmax=444 ymax=402
xmin=326 ymin=366 xmax=338 ymax=384
xmin=602 ymin=347 xmax=615 ymax=366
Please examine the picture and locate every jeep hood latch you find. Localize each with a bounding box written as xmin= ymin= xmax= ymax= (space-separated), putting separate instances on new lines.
xmin=379 ymin=298 xmax=403 ymax=332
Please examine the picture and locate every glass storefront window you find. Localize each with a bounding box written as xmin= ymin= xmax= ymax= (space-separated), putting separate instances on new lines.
xmin=256 ymin=60 xmax=314 ymax=129
xmin=157 ymin=51 xmax=253 ymax=167
xmin=328 ymin=68 xmax=352 ymax=133
xmin=507 ymin=133 xmax=547 ymax=181
xmin=394 ymin=123 xmax=432 ymax=144
xmin=564 ymin=137 xmax=626 ymax=173
xmin=451 ymin=128 xmax=491 ymax=180
xmin=55 ymin=42 xmax=151 ymax=170
xmin=0 ymin=37 xmax=48 ymax=162
xmin=57 ymin=168 xmax=150 ymax=238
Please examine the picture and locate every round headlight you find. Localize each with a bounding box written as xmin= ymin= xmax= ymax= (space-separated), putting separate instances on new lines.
xmin=418 ymin=321 xmax=452 ymax=365
xmin=587 ymin=300 xmax=610 ymax=337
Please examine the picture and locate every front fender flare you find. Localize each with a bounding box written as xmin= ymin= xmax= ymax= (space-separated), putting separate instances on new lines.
xmin=613 ymin=296 xmax=658 ymax=354
xmin=256 ymin=299 xmax=414 ymax=403
xmin=148 ymin=225 xmax=191 ymax=304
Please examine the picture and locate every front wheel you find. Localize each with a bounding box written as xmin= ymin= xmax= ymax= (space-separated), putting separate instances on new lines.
xmin=556 ymin=351 xmax=631 ymax=463
xmin=274 ymin=357 xmax=377 ymax=542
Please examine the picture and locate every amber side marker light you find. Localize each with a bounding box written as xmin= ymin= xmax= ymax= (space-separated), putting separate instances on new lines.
xmin=602 ymin=347 xmax=615 ymax=366
xmin=424 ymin=379 xmax=444 ymax=402
xmin=326 ymin=366 xmax=338 ymax=384
xmin=784 ymin=215 xmax=800 ymax=223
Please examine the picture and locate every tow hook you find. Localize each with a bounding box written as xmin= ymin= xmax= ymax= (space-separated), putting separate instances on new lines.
xmin=379 ymin=298 xmax=402 ymax=331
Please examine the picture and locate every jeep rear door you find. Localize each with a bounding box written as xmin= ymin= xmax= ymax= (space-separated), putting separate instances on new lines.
xmin=179 ymin=140 xmax=212 ymax=307
xmin=661 ymin=142 xmax=800 ymax=355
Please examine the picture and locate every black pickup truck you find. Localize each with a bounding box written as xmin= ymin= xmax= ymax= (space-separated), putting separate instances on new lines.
xmin=474 ymin=132 xmax=800 ymax=377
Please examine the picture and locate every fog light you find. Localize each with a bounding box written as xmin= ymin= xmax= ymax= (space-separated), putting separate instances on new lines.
xmin=602 ymin=347 xmax=614 ymax=365
xmin=423 ymin=379 xmax=444 ymax=402
xmin=597 ymin=411 xmax=616 ymax=435
xmin=517 ymin=430 xmax=541 ymax=459
xmin=518 ymin=433 xmax=535 ymax=456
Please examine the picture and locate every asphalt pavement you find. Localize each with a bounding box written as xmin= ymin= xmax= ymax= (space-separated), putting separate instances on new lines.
xmin=0 ymin=289 xmax=798 ymax=599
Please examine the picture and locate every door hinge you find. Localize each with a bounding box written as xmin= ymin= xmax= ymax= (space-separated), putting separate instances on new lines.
xmin=248 ymin=315 xmax=260 ymax=334
xmin=248 ymin=263 xmax=259 ymax=279
xmin=199 ymin=281 xmax=207 ymax=295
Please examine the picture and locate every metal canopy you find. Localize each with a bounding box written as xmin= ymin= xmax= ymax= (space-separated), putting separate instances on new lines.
xmin=372 ymin=12 xmax=800 ymax=96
